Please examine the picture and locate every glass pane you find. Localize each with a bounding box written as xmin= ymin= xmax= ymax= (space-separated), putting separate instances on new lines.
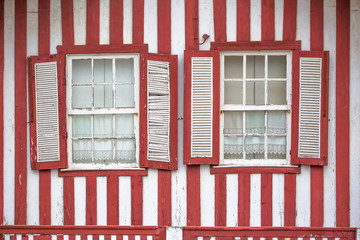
xmin=72 ymin=140 xmax=92 ymax=163
xmin=115 ymin=139 xmax=136 ymax=163
xmin=72 ymin=115 xmax=91 ymax=137
xmin=224 ymin=111 xmax=243 ymax=134
xmin=116 ymin=58 xmax=134 ymax=83
xmin=94 ymin=59 xmax=113 ymax=83
xmin=225 ymin=56 xmax=243 ymax=79
xmin=115 ymin=115 xmax=134 ymax=137
xmin=72 ymin=59 xmax=92 ymax=83
xmin=94 ymin=115 xmax=113 ymax=137
xmin=267 ymin=111 xmax=286 ymax=134
xmin=224 ymin=81 xmax=243 ymax=104
xmin=268 ymin=81 xmax=287 ymax=105
xmin=94 ymin=85 xmax=113 ymax=108
xmin=246 ymin=81 xmax=265 ymax=105
xmin=245 ymin=111 xmax=265 ymax=134
xmin=246 ymin=56 xmax=265 ymax=78
xmin=245 ymin=136 xmax=264 ymax=159
xmin=116 ymin=84 xmax=134 ymax=107
xmin=72 ymin=86 xmax=92 ymax=108
xmin=268 ymin=55 xmax=286 ymax=78
xmin=94 ymin=140 xmax=113 ymax=163
xmin=224 ymin=136 xmax=243 ymax=159
xmin=268 ymin=136 xmax=286 ymax=159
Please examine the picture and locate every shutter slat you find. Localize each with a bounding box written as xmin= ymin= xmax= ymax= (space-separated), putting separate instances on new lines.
xmin=298 ymin=57 xmax=322 ymax=159
xmin=35 ymin=61 xmax=60 ymax=162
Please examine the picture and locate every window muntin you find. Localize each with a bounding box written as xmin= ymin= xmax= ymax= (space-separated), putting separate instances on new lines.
xmin=66 ymin=54 xmax=140 ymax=170
xmin=220 ymin=51 xmax=292 ymax=166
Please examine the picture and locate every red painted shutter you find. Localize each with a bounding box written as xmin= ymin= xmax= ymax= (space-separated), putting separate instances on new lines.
xmin=28 ymin=55 xmax=68 ymax=170
xmin=140 ymin=53 xmax=178 ymax=170
xmin=291 ymin=51 xmax=329 ymax=166
xmin=184 ymin=50 xmax=220 ymax=165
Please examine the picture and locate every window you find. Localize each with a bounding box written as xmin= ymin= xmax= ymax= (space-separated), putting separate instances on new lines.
xmin=220 ymin=51 xmax=292 ymax=166
xmin=66 ymin=54 xmax=139 ymax=170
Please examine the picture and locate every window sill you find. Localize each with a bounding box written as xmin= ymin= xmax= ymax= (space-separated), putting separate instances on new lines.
xmin=58 ymin=168 xmax=148 ymax=177
xmin=210 ymin=165 xmax=301 ymax=174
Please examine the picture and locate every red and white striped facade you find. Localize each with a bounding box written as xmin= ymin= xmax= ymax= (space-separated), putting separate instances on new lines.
xmin=0 ymin=0 xmax=359 ymax=239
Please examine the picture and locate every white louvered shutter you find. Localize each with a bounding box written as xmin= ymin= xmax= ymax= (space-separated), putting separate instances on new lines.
xmin=191 ymin=57 xmax=213 ymax=157
xmin=147 ymin=60 xmax=170 ymax=162
xmin=298 ymin=57 xmax=322 ymax=158
xmin=34 ymin=61 xmax=60 ymax=162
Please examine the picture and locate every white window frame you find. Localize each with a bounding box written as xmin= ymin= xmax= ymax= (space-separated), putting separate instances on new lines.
xmin=65 ymin=53 xmax=140 ymax=170
xmin=219 ymin=50 xmax=293 ymax=167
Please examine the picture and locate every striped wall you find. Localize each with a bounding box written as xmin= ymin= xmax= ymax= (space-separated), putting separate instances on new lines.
xmin=1 ymin=0 xmax=359 ymax=239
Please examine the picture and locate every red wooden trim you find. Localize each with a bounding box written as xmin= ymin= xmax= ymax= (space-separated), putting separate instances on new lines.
xmin=63 ymin=177 xmax=75 ymax=225
xmin=14 ymin=0 xmax=27 ymax=225
xmin=61 ymin=0 xmax=74 ymax=46
xmin=210 ymin=166 xmax=301 ymax=174
xmin=86 ymin=0 xmax=100 ymax=45
xmin=284 ymin=174 xmax=296 ymax=226
xmin=38 ymin=0 xmax=50 ymax=55
xmin=213 ymin=0 xmax=226 ymax=42
xmin=107 ymin=176 xmax=119 ymax=225
xmin=58 ymin=169 xmax=148 ymax=177
xmin=110 ymin=0 xmax=123 ymax=44
xmin=131 ymin=176 xmax=143 ymax=225
xmin=57 ymin=43 xmax=148 ymax=54
xmin=237 ymin=0 xmax=250 ymax=41
xmin=157 ymin=0 xmax=171 ymax=54
xmin=86 ymin=177 xmax=97 ymax=225
xmin=158 ymin=170 xmax=171 ymax=226
xmin=187 ymin=166 xmax=200 ymax=226
xmin=283 ymin=0 xmax=297 ymax=41
xmin=185 ymin=0 xmax=199 ymax=50
xmin=336 ymin=0 xmax=350 ymax=227
xmin=215 ymin=174 xmax=226 ymax=226
xmin=133 ymin=0 xmax=144 ymax=44
xmin=261 ymin=0 xmax=275 ymax=41
xmin=261 ymin=174 xmax=272 ymax=226
xmin=0 ymin=0 xmax=3 ymax=226
xmin=238 ymin=174 xmax=250 ymax=226
xmin=211 ymin=41 xmax=301 ymax=51
xmin=310 ymin=0 xmax=323 ymax=51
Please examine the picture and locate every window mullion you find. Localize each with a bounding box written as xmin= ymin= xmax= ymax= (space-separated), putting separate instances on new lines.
xmin=264 ymin=111 xmax=268 ymax=160
xmin=91 ymin=115 xmax=94 ymax=163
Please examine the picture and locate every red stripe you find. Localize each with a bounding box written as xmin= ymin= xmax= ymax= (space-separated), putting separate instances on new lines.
xmin=261 ymin=174 xmax=272 ymax=226
xmin=213 ymin=0 xmax=226 ymax=42
xmin=237 ymin=0 xmax=250 ymax=41
xmin=284 ymin=174 xmax=296 ymax=226
xmin=157 ymin=0 xmax=171 ymax=54
xmin=238 ymin=174 xmax=250 ymax=226
xmin=215 ymin=174 xmax=226 ymax=226
xmin=110 ymin=0 xmax=123 ymax=44
xmin=282 ymin=0 xmax=297 ymax=41
xmin=86 ymin=0 xmax=100 ymax=45
xmin=185 ymin=0 xmax=199 ymax=50
xmin=336 ymin=0 xmax=350 ymax=227
xmin=63 ymin=177 xmax=75 ymax=225
xmin=38 ymin=0 xmax=51 ymax=226
xmin=107 ymin=176 xmax=119 ymax=225
xmin=0 ymin=0 xmax=3 ymax=226
xmin=187 ymin=166 xmax=200 ymax=226
xmin=131 ymin=176 xmax=143 ymax=225
xmin=133 ymin=0 xmax=144 ymax=44
xmin=86 ymin=176 xmax=97 ymax=225
xmin=310 ymin=0 xmax=323 ymax=51
xmin=61 ymin=0 xmax=74 ymax=46
xmin=158 ymin=170 xmax=171 ymax=226
xmin=14 ymin=0 xmax=27 ymax=225
xmin=261 ymin=0 xmax=275 ymax=41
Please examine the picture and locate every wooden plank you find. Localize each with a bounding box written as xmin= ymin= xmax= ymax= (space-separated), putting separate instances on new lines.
xmin=107 ymin=176 xmax=119 ymax=225
xmin=215 ymin=174 xmax=226 ymax=226
xmin=61 ymin=0 xmax=74 ymax=46
xmin=131 ymin=176 xmax=143 ymax=225
xmin=133 ymin=0 xmax=144 ymax=44
xmin=283 ymin=0 xmax=297 ymax=41
xmin=261 ymin=0 xmax=275 ymax=41
xmin=86 ymin=0 xmax=100 ymax=45
xmin=237 ymin=0 xmax=250 ymax=41
xmin=110 ymin=0 xmax=123 ymax=44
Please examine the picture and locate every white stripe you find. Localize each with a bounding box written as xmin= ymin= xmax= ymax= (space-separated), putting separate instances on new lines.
xmin=97 ymin=177 xmax=107 ymax=225
xmin=73 ymin=0 xmax=87 ymax=45
xmin=144 ymin=0 xmax=157 ymax=53
xmin=350 ymin=0 xmax=360 ymax=228
xmin=199 ymin=0 xmax=214 ymax=51
xmin=226 ymin=174 xmax=238 ymax=227
xmin=3 ymin=0 xmax=15 ymax=225
xmin=323 ymin=0 xmax=337 ymax=227
xmin=296 ymin=166 xmax=310 ymax=226
xmin=200 ymin=165 xmax=215 ymax=226
xmin=250 ymin=0 xmax=261 ymax=41
xmin=143 ymin=169 xmax=158 ymax=226
xmin=272 ymin=174 xmax=284 ymax=227
xmin=296 ymin=0 xmax=310 ymax=51
xmin=274 ymin=0 xmax=284 ymax=41
xmin=99 ymin=0 xmax=110 ymax=45
xmin=250 ymin=174 xmax=261 ymax=226
xmin=123 ymin=0 xmax=132 ymax=44
xmin=74 ymin=177 xmax=86 ymax=225
xmin=119 ymin=176 xmax=131 ymax=225
xmin=166 ymin=227 xmax=183 ymax=240
xmin=226 ymin=0 xmax=237 ymax=42
xmin=51 ymin=169 xmax=64 ymax=225
xmin=50 ymin=0 xmax=62 ymax=54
